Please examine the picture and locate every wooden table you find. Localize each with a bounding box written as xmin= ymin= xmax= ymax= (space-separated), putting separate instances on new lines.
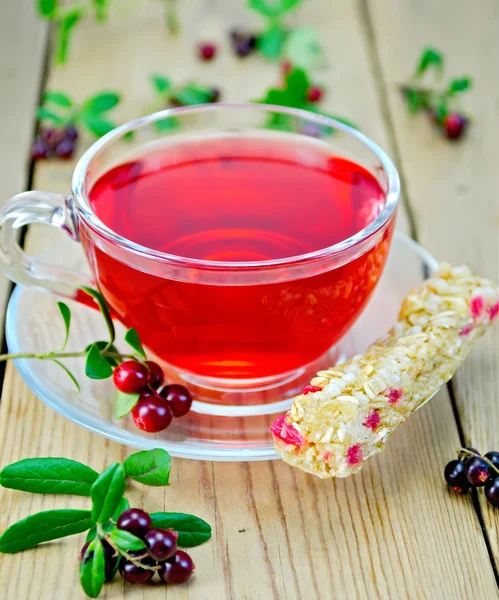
xmin=1 ymin=1 xmax=499 ymax=598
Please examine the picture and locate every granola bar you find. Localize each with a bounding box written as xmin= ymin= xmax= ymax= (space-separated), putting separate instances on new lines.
xmin=271 ymin=264 xmax=499 ymax=479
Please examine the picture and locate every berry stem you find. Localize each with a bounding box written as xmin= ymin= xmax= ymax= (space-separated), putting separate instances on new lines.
xmin=458 ymin=448 xmax=499 ymax=476
xmin=0 ymin=350 xmax=135 ymax=363
xmin=97 ymin=526 xmax=160 ymax=573
xmin=165 ymin=0 xmax=179 ymax=35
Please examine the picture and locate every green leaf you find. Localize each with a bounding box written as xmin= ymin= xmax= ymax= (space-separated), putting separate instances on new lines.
xmin=83 ymin=92 xmax=120 ymax=114
xmin=257 ymin=24 xmax=286 ymax=60
xmin=415 ymin=47 xmax=444 ymax=78
xmin=80 ymin=287 xmax=115 ymax=345
xmin=37 ymin=107 xmax=65 ymax=126
xmin=171 ymin=84 xmax=214 ymax=106
xmin=56 ymin=8 xmax=83 ymax=64
xmin=255 ymin=88 xmax=297 ymax=108
xmin=109 ymin=529 xmax=145 ymax=551
xmin=434 ymin=96 xmax=449 ymax=125
xmin=0 ymin=509 xmax=93 ymax=553
xmin=37 ymin=0 xmax=58 ymax=18
xmin=80 ymin=539 xmax=105 ymax=599
xmin=112 ymin=496 xmax=130 ymax=521
xmin=92 ymin=0 xmax=109 ymax=22
xmin=114 ymin=390 xmax=140 ymax=419
xmin=286 ymin=68 xmax=310 ymax=100
xmin=124 ymin=449 xmax=171 ymax=486
xmin=85 ymin=344 xmax=113 ymax=380
xmin=84 ymin=341 xmax=119 ymax=367
xmin=43 ymin=91 xmax=73 ymax=108
xmin=51 ymin=360 xmax=80 ymax=392
xmin=154 ymin=116 xmax=179 ymax=132
xmin=91 ymin=463 xmax=126 ymax=524
xmin=150 ymin=512 xmax=211 ymax=547
xmin=56 ymin=301 xmax=71 ymax=350
xmin=0 ymin=457 xmax=97 ymax=495
xmin=284 ymin=28 xmax=326 ymax=70
xmin=151 ymin=74 xmax=172 ymax=95
xmin=86 ymin=525 xmax=97 ymax=543
xmin=249 ymin=0 xmax=301 ymax=18
xmin=124 ymin=328 xmax=146 ymax=359
xmin=447 ymin=77 xmax=472 ymax=96
xmin=81 ymin=113 xmax=117 ymax=138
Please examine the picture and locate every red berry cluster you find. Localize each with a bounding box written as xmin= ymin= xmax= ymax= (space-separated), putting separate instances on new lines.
xmin=80 ymin=509 xmax=195 ymax=586
xmin=444 ymin=448 xmax=499 ymax=507
xmin=112 ymin=360 xmax=192 ymax=433
xmin=32 ymin=125 xmax=78 ymax=161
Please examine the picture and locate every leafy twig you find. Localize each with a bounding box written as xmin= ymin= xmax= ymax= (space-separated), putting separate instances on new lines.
xmin=0 ymin=449 xmax=211 ymax=597
xmin=254 ymin=67 xmax=357 ymax=133
xmin=37 ymin=90 xmax=122 ymax=139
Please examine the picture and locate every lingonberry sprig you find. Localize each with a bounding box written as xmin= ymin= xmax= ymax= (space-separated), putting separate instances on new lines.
xmin=34 ymin=0 xmax=180 ymax=64
xmin=0 ymin=449 xmax=211 ymax=597
xmin=0 ymin=287 xmax=193 ymax=433
xmin=149 ymin=73 xmax=220 ymax=131
xmin=400 ymin=47 xmax=473 ymax=141
xmin=33 ymin=90 xmax=122 ymax=160
xmin=241 ymin=0 xmax=326 ymax=69
xmin=444 ymin=447 xmax=499 ymax=508
xmin=254 ymin=66 xmax=356 ymax=134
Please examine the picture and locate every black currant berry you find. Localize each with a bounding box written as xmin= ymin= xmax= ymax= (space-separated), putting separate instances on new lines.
xmin=444 ymin=459 xmax=470 ymax=494
xmin=144 ymin=528 xmax=178 ymax=562
xmin=485 ymin=478 xmax=499 ymax=508
xmin=117 ymin=508 xmax=152 ymax=539
xmin=464 ymin=456 xmax=491 ymax=487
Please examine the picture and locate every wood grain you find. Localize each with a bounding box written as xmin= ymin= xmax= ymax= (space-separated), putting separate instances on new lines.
xmin=0 ymin=0 xmax=47 ymax=328
xmin=0 ymin=1 xmax=498 ymax=599
xmin=364 ymin=0 xmax=499 ymax=563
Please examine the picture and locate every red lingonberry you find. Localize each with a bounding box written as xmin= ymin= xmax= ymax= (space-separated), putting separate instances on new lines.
xmin=132 ymin=395 xmax=173 ymax=432
xmin=307 ymin=86 xmax=323 ymax=103
xmin=444 ymin=112 xmax=468 ymax=140
xmin=145 ymin=361 xmax=164 ymax=389
xmin=161 ymin=384 xmax=192 ymax=417
xmin=198 ymin=42 xmax=217 ymax=61
xmin=113 ymin=361 xmax=149 ymax=394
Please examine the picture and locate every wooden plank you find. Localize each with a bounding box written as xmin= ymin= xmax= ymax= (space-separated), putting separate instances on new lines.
xmin=365 ymin=0 xmax=499 ymax=563
xmin=0 ymin=0 xmax=48 ymax=329
xmin=0 ymin=1 xmax=497 ymax=598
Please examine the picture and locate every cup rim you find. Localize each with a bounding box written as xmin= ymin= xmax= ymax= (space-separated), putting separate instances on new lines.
xmin=72 ymin=103 xmax=400 ymax=270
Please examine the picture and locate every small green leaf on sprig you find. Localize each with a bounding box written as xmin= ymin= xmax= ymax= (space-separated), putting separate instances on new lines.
xmin=244 ymin=0 xmax=326 ymax=67
xmin=57 ymin=301 xmax=71 ymax=350
xmin=114 ymin=390 xmax=140 ymax=419
xmin=0 ymin=448 xmax=211 ymax=597
xmin=0 ymin=285 xmax=193 ymax=433
xmin=123 ymin=448 xmax=171 ymax=486
xmin=149 ymin=73 xmax=220 ymax=132
xmin=33 ymin=90 xmax=123 ymax=161
xmin=414 ymin=47 xmax=444 ymax=79
xmin=80 ymin=538 xmax=106 ymax=598
xmin=400 ymin=47 xmax=473 ymax=141
xmin=254 ymin=67 xmax=356 ymax=135
xmin=124 ymin=328 xmax=146 ymax=359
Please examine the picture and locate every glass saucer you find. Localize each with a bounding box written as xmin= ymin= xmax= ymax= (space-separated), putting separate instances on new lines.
xmin=5 ymin=232 xmax=437 ymax=461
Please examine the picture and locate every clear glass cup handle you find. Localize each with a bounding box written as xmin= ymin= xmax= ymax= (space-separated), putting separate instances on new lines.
xmin=0 ymin=191 xmax=92 ymax=297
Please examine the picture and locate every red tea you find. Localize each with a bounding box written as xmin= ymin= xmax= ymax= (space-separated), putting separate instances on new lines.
xmin=85 ymin=136 xmax=393 ymax=380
